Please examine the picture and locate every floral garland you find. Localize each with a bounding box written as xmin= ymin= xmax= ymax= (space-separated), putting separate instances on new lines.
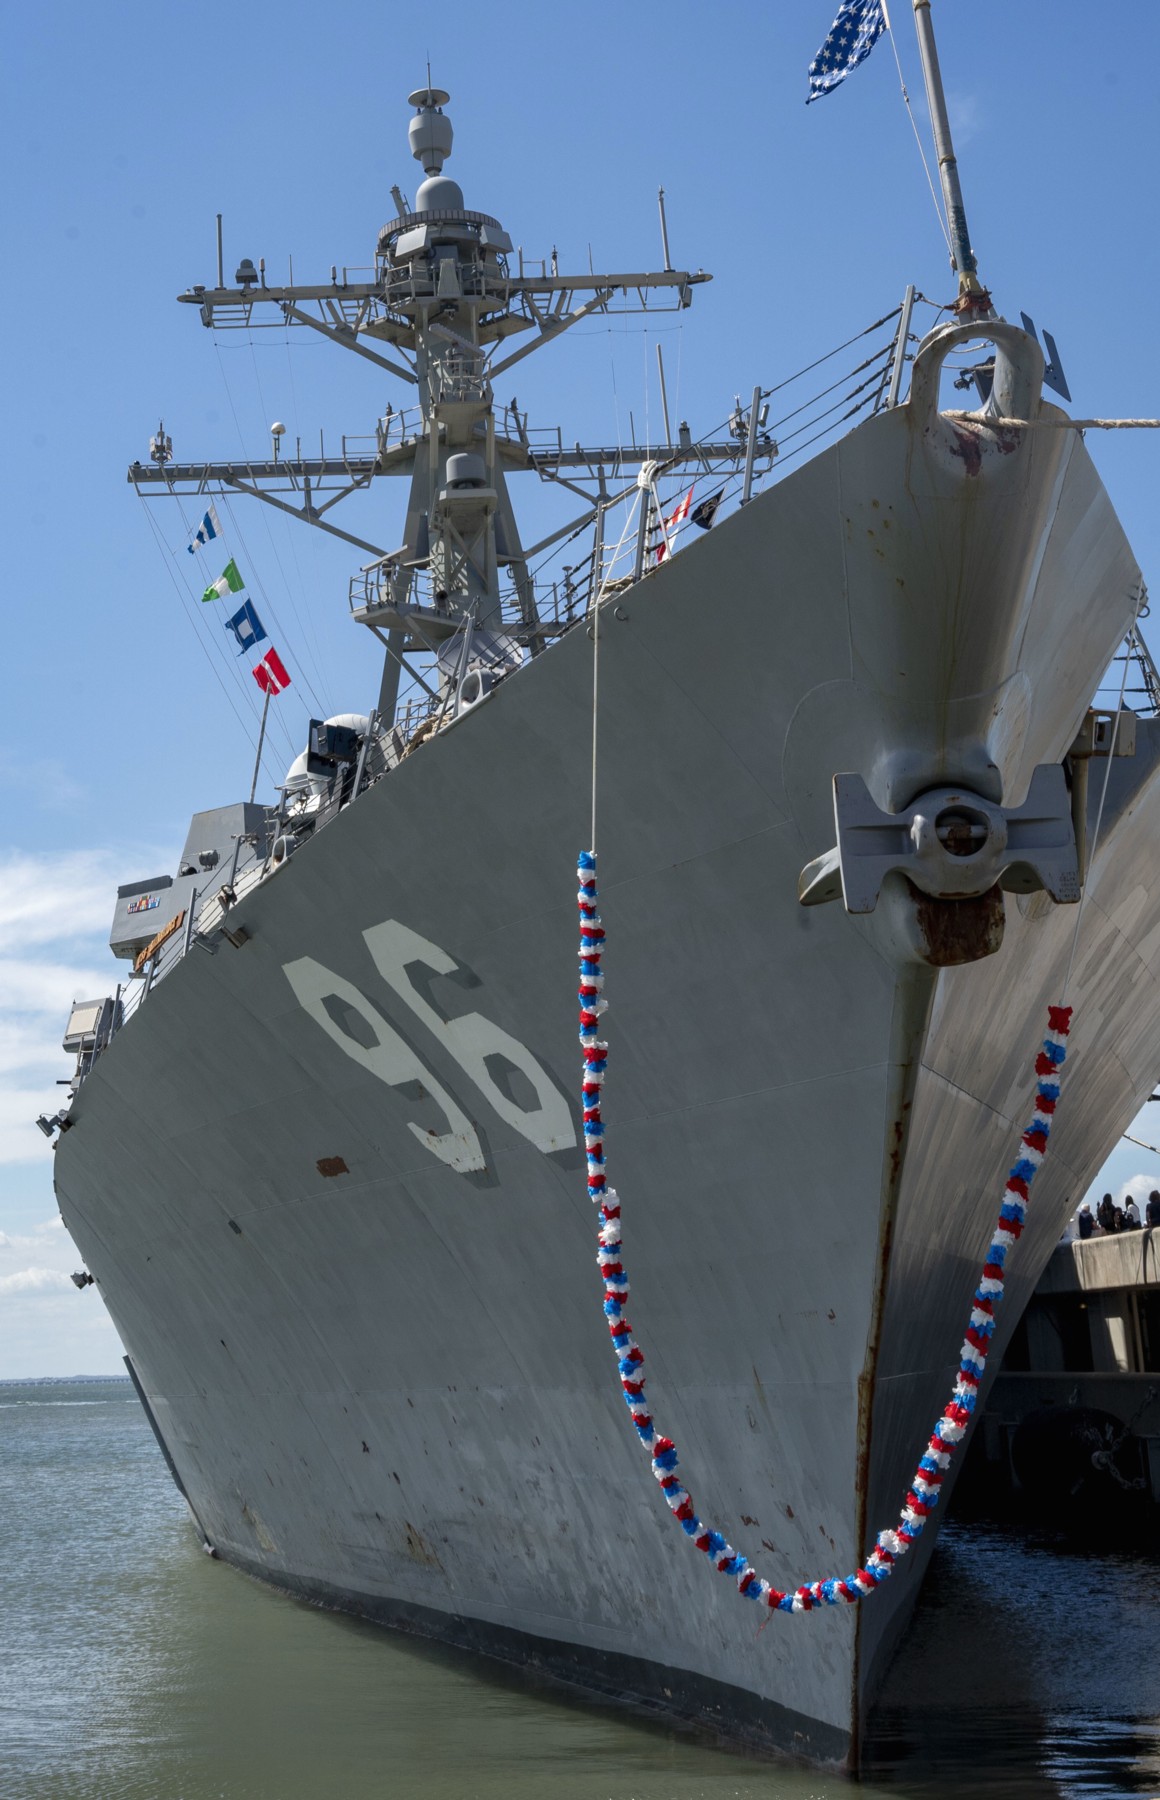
xmin=576 ymin=849 xmax=1072 ymax=1614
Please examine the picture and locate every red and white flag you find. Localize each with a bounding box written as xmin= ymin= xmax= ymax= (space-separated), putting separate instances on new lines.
xmin=252 ymin=647 xmax=292 ymax=695
xmin=655 ymin=485 xmax=695 ymax=563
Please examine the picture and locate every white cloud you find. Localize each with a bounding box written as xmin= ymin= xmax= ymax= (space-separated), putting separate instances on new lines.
xmin=0 ymin=754 xmax=87 ymax=814
xmin=0 ymin=1214 xmax=83 ymax=1291
xmin=0 ymin=1086 xmax=67 ymax=1167
xmin=0 ymin=960 xmax=115 ymax=1020
xmin=0 ymin=850 xmax=128 ymax=953
xmin=0 ymin=1265 xmax=74 ymax=1294
xmin=0 ymin=846 xmax=164 ymax=1167
xmin=1 ymin=1293 xmax=124 ymax=1380
xmin=0 ymin=1211 xmax=122 ymax=1377
xmin=0 ymin=1213 xmax=71 ymax=1263
xmin=947 ymin=91 xmax=982 ymax=149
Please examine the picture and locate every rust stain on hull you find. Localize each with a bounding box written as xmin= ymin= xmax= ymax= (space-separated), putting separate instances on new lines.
xmin=909 ymin=879 xmax=1005 ymax=966
xmin=848 ymin=967 xmax=936 ymax=1771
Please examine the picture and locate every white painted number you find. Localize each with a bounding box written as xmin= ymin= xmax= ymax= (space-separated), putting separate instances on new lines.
xmin=283 ymin=956 xmax=485 ymax=1173
xmin=363 ymin=921 xmax=575 ymax=1155
xmin=283 ymin=922 xmax=575 ymax=1174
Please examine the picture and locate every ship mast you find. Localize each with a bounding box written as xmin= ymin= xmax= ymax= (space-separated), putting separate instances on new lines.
xmin=131 ymin=88 xmax=767 ymax=727
xmin=906 ymin=0 xmax=991 ymax=316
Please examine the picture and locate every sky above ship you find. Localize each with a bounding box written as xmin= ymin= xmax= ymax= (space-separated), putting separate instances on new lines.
xmin=3 ymin=0 xmax=1160 ymax=1375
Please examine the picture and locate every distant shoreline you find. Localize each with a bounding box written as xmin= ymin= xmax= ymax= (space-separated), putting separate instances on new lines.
xmin=0 ymin=1374 xmax=130 ymax=1385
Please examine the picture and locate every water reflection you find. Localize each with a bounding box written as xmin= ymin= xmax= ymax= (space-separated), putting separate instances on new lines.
xmin=866 ymin=1521 xmax=1160 ymax=1796
xmin=3 ymin=1381 xmax=1157 ymax=1800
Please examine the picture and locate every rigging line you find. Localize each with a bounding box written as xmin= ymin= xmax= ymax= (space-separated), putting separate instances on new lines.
xmin=214 ymin=342 xmax=332 ymax=714
xmin=1061 ymin=580 xmax=1146 ymax=1006
xmin=280 ymin=329 xmax=332 ymax=682
xmin=160 ymin=455 xmax=300 ymax=774
xmin=774 ymin=366 xmax=891 ymax=447
xmin=187 ymin=489 xmax=301 ymax=770
xmin=214 ymin=489 xmax=328 ymax=726
xmin=527 ymin=520 xmax=605 ymax=588
xmin=245 ymin=331 xmax=331 ymax=693
xmin=524 ymin=467 xmax=648 ymax=592
xmin=674 ymin=321 xmax=684 ymax=430
xmin=152 ymin=481 xmax=287 ymax=743
xmin=946 ymin=415 xmax=1160 ymax=432
xmin=590 ymin=579 xmax=600 ymax=854
xmin=544 ymin=337 xmax=887 ymax=598
xmin=766 ymin=342 xmax=895 ymax=433
xmin=210 ymin=341 xmax=327 ymax=727
xmin=672 ymin=334 xmax=895 ymax=461
xmin=884 ymin=19 xmax=953 ymax=254
xmin=605 ymin=322 xmax=634 ymax=560
xmin=773 ymin=390 xmax=879 ymax=465
xmin=601 ymin=490 xmax=645 ymax=590
xmin=572 ymin=322 xmax=687 ymax=337
xmin=642 ymin=328 xmax=650 ymax=459
xmin=138 ymin=498 xmax=259 ymax=753
xmin=761 ymin=307 xmax=902 ymax=401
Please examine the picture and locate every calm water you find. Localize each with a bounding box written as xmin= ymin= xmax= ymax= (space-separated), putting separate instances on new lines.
xmin=3 ymin=1379 xmax=1158 ymax=1800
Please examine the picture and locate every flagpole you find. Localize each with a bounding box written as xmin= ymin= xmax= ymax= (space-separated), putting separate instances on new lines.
xmin=909 ymin=0 xmax=990 ymax=315
xmin=249 ymin=687 xmax=271 ymax=805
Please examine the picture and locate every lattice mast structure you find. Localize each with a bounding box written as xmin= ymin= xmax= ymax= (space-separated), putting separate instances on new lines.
xmin=130 ymin=87 xmax=765 ymax=723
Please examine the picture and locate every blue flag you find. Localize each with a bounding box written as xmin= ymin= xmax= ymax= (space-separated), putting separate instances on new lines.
xmin=807 ymin=0 xmax=885 ymax=103
xmin=186 ymin=505 xmax=222 ymax=554
xmin=224 ymin=598 xmax=267 ymax=654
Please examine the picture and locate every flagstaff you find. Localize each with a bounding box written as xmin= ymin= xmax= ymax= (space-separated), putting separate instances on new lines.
xmin=809 ymin=0 xmax=991 ymax=315
xmin=907 ymin=0 xmax=991 ymax=312
xmin=249 ymin=685 xmax=271 ymax=805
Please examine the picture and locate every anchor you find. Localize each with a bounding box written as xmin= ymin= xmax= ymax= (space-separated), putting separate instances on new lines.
xmin=798 ymin=763 xmax=1081 ymax=916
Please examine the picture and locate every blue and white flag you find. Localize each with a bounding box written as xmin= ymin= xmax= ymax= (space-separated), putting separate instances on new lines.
xmin=187 ymin=505 xmax=223 ymax=554
xmin=807 ymin=0 xmax=885 ymax=103
xmin=224 ymin=598 xmax=267 ymax=654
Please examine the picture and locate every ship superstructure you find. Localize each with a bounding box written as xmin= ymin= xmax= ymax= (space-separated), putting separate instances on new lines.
xmin=49 ymin=20 xmax=1160 ymax=1772
xmin=130 ymin=84 xmax=771 ymax=742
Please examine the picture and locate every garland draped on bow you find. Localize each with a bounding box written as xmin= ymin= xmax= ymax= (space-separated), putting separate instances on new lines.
xmin=577 ymin=848 xmax=1072 ymax=1613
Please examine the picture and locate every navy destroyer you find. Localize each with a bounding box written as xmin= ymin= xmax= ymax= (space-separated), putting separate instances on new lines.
xmin=49 ymin=3 xmax=1160 ymax=1769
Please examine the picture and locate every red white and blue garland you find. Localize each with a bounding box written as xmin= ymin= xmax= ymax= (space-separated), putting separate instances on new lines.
xmin=577 ymin=848 xmax=1072 ymax=1614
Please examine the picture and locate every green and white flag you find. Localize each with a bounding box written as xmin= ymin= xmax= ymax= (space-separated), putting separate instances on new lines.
xmin=201 ymin=559 xmax=244 ymax=603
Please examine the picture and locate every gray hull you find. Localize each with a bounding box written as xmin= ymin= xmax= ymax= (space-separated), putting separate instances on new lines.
xmin=57 ymin=379 xmax=1160 ymax=1767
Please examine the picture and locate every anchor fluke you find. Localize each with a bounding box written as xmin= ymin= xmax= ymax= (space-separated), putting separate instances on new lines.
xmin=800 ymin=764 xmax=1081 ymax=916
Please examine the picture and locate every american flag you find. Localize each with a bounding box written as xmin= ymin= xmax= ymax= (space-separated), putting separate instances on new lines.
xmin=806 ymin=0 xmax=886 ymax=104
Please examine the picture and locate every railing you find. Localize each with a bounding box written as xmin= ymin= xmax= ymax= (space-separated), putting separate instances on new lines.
xmin=82 ymin=298 xmax=932 ymax=1081
xmin=95 ymin=691 xmax=458 ymax=1059
xmin=347 ymin=564 xmax=583 ymax=643
xmin=1094 ymin=616 xmax=1160 ymax=718
xmin=378 ymin=256 xmax=513 ymax=316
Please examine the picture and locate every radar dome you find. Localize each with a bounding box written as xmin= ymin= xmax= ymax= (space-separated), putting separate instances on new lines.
xmin=415 ymin=173 xmax=465 ymax=214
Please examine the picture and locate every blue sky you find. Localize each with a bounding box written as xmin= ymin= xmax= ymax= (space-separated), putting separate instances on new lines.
xmin=3 ymin=1 xmax=1160 ymax=1374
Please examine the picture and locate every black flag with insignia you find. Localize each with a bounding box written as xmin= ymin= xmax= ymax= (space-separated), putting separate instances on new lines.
xmin=690 ymin=490 xmax=725 ymax=532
